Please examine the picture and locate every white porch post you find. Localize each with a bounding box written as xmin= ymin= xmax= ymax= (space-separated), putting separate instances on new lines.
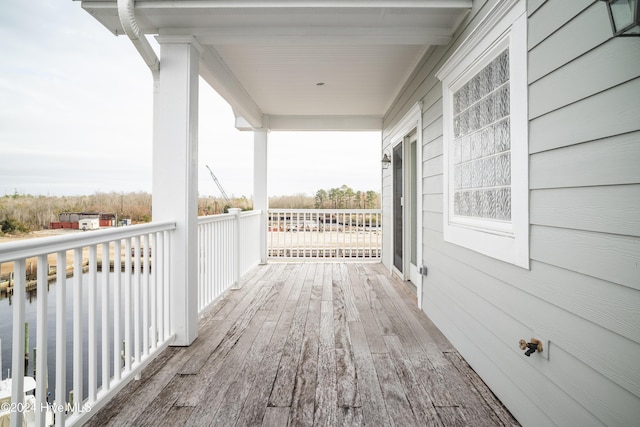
xmin=153 ymin=38 xmax=200 ymax=346
xmin=254 ymin=127 xmax=268 ymax=264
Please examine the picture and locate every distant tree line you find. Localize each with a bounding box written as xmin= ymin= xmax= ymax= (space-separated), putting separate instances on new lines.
xmin=269 ymin=185 xmax=380 ymax=209
xmin=0 ymin=191 xmax=257 ymax=234
xmin=1 ymin=187 xmax=379 ymax=235
xmin=0 ymin=191 xmax=153 ymax=234
xmin=313 ymin=185 xmax=379 ymax=209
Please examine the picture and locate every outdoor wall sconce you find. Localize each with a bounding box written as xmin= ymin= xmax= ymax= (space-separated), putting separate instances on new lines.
xmin=601 ymin=0 xmax=640 ymax=37
xmin=381 ymin=152 xmax=391 ymax=169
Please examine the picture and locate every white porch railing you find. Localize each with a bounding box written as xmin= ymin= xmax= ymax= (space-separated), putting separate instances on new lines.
xmin=0 ymin=221 xmax=175 ymax=427
xmin=0 ymin=206 xmax=377 ymax=425
xmin=267 ymin=209 xmax=382 ymax=259
xmin=197 ymin=209 xmax=262 ymax=313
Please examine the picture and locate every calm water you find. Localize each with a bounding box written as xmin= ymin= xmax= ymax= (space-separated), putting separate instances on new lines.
xmin=0 ymin=272 xmax=140 ymax=402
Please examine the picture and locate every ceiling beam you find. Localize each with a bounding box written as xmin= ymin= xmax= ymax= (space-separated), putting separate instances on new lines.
xmin=81 ymin=1 xmax=471 ymax=38
xmin=125 ymin=1 xmax=472 ymax=9
xmin=166 ymin=26 xmax=452 ymax=46
xmin=267 ymin=115 xmax=382 ymax=131
xmin=198 ymin=45 xmax=264 ymax=129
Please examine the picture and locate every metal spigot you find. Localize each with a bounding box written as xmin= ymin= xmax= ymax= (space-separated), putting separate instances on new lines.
xmin=519 ymin=338 xmax=543 ymax=357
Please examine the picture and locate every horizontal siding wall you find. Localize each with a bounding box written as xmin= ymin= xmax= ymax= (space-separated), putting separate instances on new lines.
xmin=382 ymin=0 xmax=640 ymax=426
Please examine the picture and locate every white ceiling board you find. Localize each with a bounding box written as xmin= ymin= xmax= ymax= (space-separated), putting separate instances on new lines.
xmin=79 ymin=0 xmax=471 ymax=130
xmin=214 ymin=44 xmax=427 ymax=116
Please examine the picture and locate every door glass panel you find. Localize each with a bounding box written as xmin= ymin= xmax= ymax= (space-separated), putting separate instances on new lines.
xmin=393 ymin=143 xmax=403 ymax=272
xmin=410 ymin=139 xmax=417 ymax=266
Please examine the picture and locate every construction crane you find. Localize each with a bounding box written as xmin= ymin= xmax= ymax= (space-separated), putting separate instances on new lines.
xmin=205 ymin=164 xmax=232 ymax=207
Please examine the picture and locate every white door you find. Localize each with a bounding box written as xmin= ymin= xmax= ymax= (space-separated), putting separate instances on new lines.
xmin=407 ymin=132 xmax=421 ymax=287
xmin=388 ymin=103 xmax=423 ymax=306
xmin=392 ymin=141 xmax=404 ymax=273
xmin=392 ymin=131 xmax=421 ymax=288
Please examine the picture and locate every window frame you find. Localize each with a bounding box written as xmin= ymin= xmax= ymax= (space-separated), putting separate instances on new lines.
xmin=436 ymin=0 xmax=529 ymax=269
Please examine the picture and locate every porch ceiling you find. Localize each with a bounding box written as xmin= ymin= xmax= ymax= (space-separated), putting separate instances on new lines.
xmin=80 ymin=1 xmax=471 ymax=130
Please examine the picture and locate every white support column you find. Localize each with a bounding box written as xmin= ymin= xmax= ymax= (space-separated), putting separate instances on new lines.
xmin=253 ymin=127 xmax=269 ymax=264
xmin=153 ymin=38 xmax=200 ymax=346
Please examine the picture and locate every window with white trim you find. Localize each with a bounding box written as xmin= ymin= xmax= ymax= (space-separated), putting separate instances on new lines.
xmin=453 ymin=49 xmax=511 ymax=223
xmin=437 ymin=0 xmax=529 ymax=268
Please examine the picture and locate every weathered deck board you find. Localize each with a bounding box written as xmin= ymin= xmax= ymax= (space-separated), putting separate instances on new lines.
xmin=347 ymin=263 xmax=387 ymax=354
xmin=371 ymin=352 xmax=417 ymax=426
xmin=269 ymin=263 xmax=315 ymax=407
xmin=332 ymin=265 xmax=361 ymax=409
xmin=86 ymin=262 xmax=519 ymax=426
xmin=207 ymin=320 xmax=278 ymax=426
xmin=179 ymin=267 xmax=273 ymax=376
xmin=177 ymin=280 xmax=276 ymax=407
xmin=370 ymin=263 xmax=455 ymax=352
xmin=289 ymin=299 xmax=321 ymax=426
xmin=384 ymin=335 xmax=441 ymax=427
xmin=348 ymin=320 xmax=391 ymax=426
xmin=313 ymin=300 xmax=337 ymax=426
xmin=262 ymin=407 xmax=290 ymax=427
xmin=444 ymin=351 xmax=520 ymax=427
xmin=358 ymin=264 xmax=395 ymax=336
xmin=235 ymin=299 xmax=298 ymax=426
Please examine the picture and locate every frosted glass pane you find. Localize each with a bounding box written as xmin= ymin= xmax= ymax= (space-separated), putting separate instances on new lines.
xmin=461 ymin=164 xmax=471 ymax=189
xmin=494 ymin=50 xmax=509 ymax=87
xmin=462 ymin=84 xmax=469 ymax=112
xmin=481 ymin=189 xmax=496 ymax=219
xmin=480 ymin=96 xmax=494 ymax=128
xmin=496 ymin=188 xmax=511 ymax=220
xmin=482 ymin=157 xmax=495 ymax=187
xmin=471 ymin=132 xmax=482 ymax=160
xmin=496 ymin=85 xmax=510 ymax=119
xmin=480 ymin=66 xmax=492 ymax=98
xmin=454 ymin=83 xmax=469 ymax=115
xmin=470 ymin=76 xmax=479 ymax=105
xmin=496 ymin=118 xmax=510 ymax=153
xmin=471 ymin=190 xmax=482 ymax=217
xmin=469 ymin=105 xmax=479 ymax=133
xmin=460 ymin=110 xmax=469 ymax=136
xmin=461 ymin=136 xmax=470 ymax=162
xmin=481 ymin=127 xmax=494 ymax=156
xmin=495 ymin=153 xmax=511 ymax=186
xmin=461 ymin=191 xmax=470 ymax=216
xmin=450 ymin=47 xmax=511 ymax=222
xmin=454 ymin=139 xmax=462 ymax=163
xmin=471 ymin=160 xmax=482 ymax=188
xmin=462 ymin=191 xmax=471 ymax=216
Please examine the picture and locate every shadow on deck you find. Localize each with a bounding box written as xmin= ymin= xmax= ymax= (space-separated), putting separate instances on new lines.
xmin=86 ymin=262 xmax=519 ymax=426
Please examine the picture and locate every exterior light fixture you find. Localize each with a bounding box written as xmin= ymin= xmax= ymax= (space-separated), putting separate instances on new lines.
xmin=381 ymin=153 xmax=391 ymax=169
xmin=601 ymin=0 xmax=640 ymax=36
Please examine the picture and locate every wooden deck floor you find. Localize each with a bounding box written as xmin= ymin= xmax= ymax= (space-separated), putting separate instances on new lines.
xmin=86 ymin=262 xmax=519 ymax=426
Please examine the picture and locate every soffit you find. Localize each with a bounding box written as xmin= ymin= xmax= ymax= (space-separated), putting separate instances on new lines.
xmin=80 ymin=1 xmax=471 ymax=129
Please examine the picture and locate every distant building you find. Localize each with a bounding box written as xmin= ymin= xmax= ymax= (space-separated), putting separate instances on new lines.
xmin=50 ymin=212 xmax=116 ymax=229
xmin=78 ymin=218 xmax=100 ymax=231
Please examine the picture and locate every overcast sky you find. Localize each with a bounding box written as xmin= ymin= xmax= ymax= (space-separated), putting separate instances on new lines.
xmin=0 ymin=0 xmax=381 ymax=199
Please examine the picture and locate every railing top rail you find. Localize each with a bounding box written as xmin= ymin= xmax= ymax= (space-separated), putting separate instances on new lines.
xmin=240 ymin=210 xmax=262 ymax=218
xmin=198 ymin=209 xmax=262 ymax=225
xmin=268 ymin=209 xmax=381 ymax=213
xmin=0 ymin=220 xmax=176 ymax=263
xmin=198 ymin=212 xmax=235 ymax=223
